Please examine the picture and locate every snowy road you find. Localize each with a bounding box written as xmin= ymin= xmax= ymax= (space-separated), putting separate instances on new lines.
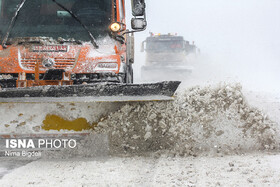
xmin=0 ymin=153 xmax=280 ymax=186
xmin=0 ymin=86 xmax=279 ymax=186
xmin=0 ymin=159 xmax=31 ymax=180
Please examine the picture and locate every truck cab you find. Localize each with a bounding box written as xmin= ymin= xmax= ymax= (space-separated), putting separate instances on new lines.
xmin=141 ymin=33 xmax=197 ymax=81
xmin=0 ymin=0 xmax=147 ymax=88
xmin=141 ymin=33 xmax=196 ymax=66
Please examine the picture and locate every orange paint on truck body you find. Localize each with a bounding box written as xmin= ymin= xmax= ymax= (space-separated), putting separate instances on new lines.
xmin=0 ymin=0 xmax=127 ymax=87
xmin=0 ymin=44 xmax=122 ymax=74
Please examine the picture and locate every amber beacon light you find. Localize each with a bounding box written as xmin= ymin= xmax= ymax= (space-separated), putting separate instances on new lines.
xmin=110 ymin=22 xmax=121 ymax=32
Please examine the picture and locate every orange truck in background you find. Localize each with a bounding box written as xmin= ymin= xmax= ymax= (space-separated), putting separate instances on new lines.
xmin=141 ymin=33 xmax=198 ymax=81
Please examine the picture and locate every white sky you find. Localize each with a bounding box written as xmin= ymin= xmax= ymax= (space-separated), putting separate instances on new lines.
xmin=126 ymin=0 xmax=280 ymax=92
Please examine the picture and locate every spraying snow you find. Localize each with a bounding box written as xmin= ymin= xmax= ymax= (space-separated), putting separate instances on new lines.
xmin=94 ymin=83 xmax=279 ymax=156
xmin=86 ymin=36 xmax=118 ymax=57
xmin=6 ymin=82 xmax=278 ymax=159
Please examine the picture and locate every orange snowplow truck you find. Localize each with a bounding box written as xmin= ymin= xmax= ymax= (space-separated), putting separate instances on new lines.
xmin=0 ymin=0 xmax=181 ymax=139
xmin=0 ymin=0 xmax=180 ymax=102
xmin=0 ymin=0 xmax=147 ymax=89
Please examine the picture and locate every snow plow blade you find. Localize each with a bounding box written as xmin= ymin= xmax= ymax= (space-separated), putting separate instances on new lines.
xmin=0 ymin=81 xmax=180 ymax=153
xmin=0 ymin=81 xmax=180 ymax=103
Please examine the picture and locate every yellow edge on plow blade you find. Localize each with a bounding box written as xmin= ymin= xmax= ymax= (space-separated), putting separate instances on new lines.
xmin=0 ymin=98 xmax=175 ymax=137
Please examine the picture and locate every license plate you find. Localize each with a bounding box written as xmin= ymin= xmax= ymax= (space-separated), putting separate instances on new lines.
xmin=31 ymin=45 xmax=68 ymax=52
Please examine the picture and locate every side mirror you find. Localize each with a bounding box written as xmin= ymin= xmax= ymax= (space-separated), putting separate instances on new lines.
xmin=131 ymin=0 xmax=146 ymax=16
xmin=131 ymin=18 xmax=147 ymax=30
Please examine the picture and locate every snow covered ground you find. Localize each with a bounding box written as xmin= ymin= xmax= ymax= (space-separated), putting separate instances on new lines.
xmin=0 ymin=83 xmax=279 ymax=186
xmin=0 ymin=153 xmax=280 ymax=186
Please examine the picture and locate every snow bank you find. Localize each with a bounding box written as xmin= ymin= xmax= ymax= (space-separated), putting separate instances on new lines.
xmin=95 ymin=83 xmax=280 ymax=156
xmin=1 ymin=83 xmax=279 ymax=158
xmin=1 ymin=153 xmax=280 ymax=186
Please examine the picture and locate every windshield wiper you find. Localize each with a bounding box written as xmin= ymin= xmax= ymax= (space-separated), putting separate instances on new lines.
xmin=52 ymin=0 xmax=99 ymax=48
xmin=2 ymin=0 xmax=27 ymax=48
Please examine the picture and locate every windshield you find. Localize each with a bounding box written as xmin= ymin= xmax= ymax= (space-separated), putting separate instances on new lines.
xmin=0 ymin=0 xmax=112 ymax=43
xmin=146 ymin=40 xmax=185 ymax=53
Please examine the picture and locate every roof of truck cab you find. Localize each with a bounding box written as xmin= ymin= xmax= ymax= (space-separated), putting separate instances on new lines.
xmin=146 ymin=35 xmax=184 ymax=42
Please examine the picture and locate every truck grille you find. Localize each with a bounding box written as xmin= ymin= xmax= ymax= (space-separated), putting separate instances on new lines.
xmin=20 ymin=58 xmax=76 ymax=70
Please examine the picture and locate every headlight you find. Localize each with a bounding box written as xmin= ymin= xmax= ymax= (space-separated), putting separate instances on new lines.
xmin=110 ymin=23 xmax=121 ymax=32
